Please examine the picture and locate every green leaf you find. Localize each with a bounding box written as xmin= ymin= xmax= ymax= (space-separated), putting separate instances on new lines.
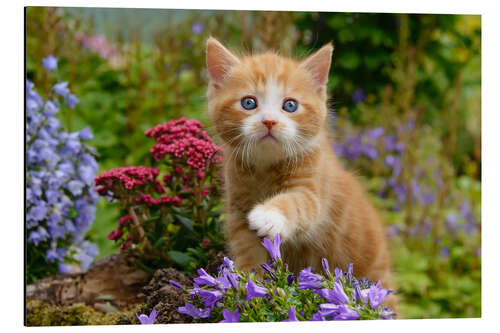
xmin=134 ymin=258 xmax=156 ymax=274
xmin=153 ymin=236 xmax=168 ymax=248
xmin=175 ymin=214 xmax=194 ymax=231
xmin=168 ymin=251 xmax=195 ymax=266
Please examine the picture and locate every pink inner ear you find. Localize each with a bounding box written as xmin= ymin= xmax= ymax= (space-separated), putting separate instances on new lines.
xmin=312 ymin=60 xmax=330 ymax=86
xmin=301 ymin=44 xmax=333 ymax=88
xmin=206 ymin=39 xmax=239 ymax=86
xmin=206 ymin=49 xmax=227 ymax=83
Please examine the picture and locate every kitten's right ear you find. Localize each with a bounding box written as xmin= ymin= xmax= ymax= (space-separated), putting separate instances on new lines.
xmin=206 ymin=37 xmax=239 ymax=89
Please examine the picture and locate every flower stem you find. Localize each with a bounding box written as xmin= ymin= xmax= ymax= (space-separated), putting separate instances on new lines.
xmin=129 ymin=205 xmax=152 ymax=251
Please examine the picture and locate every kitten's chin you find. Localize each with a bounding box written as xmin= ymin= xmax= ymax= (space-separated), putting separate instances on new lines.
xmin=249 ymin=139 xmax=286 ymax=166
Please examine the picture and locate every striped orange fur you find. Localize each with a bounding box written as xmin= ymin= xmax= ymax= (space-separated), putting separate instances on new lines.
xmin=206 ymin=37 xmax=396 ymax=309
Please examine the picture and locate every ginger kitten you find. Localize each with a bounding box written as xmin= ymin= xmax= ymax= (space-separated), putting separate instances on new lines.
xmin=206 ymin=37 xmax=396 ymax=308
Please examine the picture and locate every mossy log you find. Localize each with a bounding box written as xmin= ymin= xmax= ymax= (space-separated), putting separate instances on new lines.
xmin=26 ymin=251 xmax=227 ymax=325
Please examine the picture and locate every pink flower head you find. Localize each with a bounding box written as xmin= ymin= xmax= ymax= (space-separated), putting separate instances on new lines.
xmin=75 ymin=33 xmax=118 ymax=60
xmin=145 ymin=118 xmax=222 ymax=171
xmin=119 ymin=215 xmax=132 ymax=226
xmin=95 ymin=166 xmax=160 ymax=196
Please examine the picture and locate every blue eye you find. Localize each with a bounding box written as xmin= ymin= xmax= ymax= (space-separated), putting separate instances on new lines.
xmin=282 ymin=99 xmax=298 ymax=112
xmin=241 ymin=96 xmax=257 ymax=110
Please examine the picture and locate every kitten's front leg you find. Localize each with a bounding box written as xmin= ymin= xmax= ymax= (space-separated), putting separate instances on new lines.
xmin=227 ymin=218 xmax=268 ymax=274
xmin=248 ymin=186 xmax=320 ymax=241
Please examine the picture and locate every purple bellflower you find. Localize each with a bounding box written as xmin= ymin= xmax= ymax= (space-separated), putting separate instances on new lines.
xmin=360 ymin=283 xmax=390 ymax=309
xmin=245 ymin=278 xmax=268 ymax=300
xmin=136 ymin=308 xmax=157 ymax=324
xmin=298 ymin=267 xmax=323 ymax=290
xmin=194 ymin=268 xmax=218 ymax=287
xmin=191 ymin=23 xmax=204 ymax=35
xmin=320 ymin=304 xmax=360 ymax=320
xmin=220 ymin=308 xmax=240 ymax=323
xmin=261 ymin=234 xmax=282 ymax=262
xmin=53 ymin=81 xmax=70 ymax=97
xmin=42 ymin=55 xmax=58 ymax=71
xmin=315 ymin=281 xmax=349 ymax=304
xmin=178 ymin=302 xmax=210 ymax=319
xmin=198 ymin=289 xmax=223 ymax=309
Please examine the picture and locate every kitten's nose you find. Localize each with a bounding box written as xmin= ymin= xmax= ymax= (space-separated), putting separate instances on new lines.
xmin=262 ymin=120 xmax=277 ymax=130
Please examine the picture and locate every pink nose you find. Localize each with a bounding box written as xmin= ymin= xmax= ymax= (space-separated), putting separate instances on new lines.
xmin=262 ymin=120 xmax=277 ymax=130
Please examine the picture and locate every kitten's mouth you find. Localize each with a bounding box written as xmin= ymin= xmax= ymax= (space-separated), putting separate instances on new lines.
xmin=260 ymin=132 xmax=278 ymax=142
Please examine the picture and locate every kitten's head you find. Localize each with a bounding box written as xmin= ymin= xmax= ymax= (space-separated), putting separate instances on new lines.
xmin=206 ymin=37 xmax=332 ymax=167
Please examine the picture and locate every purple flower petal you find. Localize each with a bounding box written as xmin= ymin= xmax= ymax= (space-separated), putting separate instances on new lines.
xmin=220 ymin=308 xmax=240 ymax=323
xmin=170 ymin=280 xmax=184 ymax=289
xmin=321 ymin=258 xmax=330 ymax=276
xmin=283 ymin=307 xmax=299 ymax=322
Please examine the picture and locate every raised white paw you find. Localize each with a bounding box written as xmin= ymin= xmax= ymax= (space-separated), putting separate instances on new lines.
xmin=247 ymin=206 xmax=287 ymax=239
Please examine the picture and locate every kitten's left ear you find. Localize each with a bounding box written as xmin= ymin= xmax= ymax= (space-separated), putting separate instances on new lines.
xmin=300 ymin=43 xmax=334 ymax=94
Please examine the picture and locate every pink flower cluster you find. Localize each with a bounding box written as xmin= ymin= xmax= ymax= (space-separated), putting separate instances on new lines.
xmin=108 ymin=215 xmax=132 ymax=241
xmin=107 ymin=228 xmax=122 ymax=241
xmin=95 ymin=166 xmax=160 ymax=193
xmin=107 ymin=215 xmax=137 ymax=251
xmin=145 ymin=117 xmax=222 ymax=171
xmin=75 ymin=33 xmax=118 ymax=60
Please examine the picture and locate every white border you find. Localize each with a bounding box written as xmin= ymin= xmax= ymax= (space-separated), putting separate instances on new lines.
xmin=2 ymin=0 xmax=498 ymax=332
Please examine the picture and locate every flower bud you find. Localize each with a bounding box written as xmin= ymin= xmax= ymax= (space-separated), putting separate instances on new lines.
xmin=276 ymin=287 xmax=286 ymax=298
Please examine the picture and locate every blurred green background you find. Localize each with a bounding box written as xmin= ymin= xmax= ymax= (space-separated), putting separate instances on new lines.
xmin=26 ymin=7 xmax=481 ymax=319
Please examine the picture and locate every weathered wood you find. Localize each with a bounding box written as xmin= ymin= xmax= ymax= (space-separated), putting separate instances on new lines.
xmin=26 ymin=254 xmax=151 ymax=309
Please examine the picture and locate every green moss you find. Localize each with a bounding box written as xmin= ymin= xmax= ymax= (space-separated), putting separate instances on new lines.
xmin=26 ymin=300 xmax=143 ymax=326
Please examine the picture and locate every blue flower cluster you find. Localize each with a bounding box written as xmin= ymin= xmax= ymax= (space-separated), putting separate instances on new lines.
xmin=334 ymin=122 xmax=479 ymax=239
xmin=26 ymin=57 xmax=99 ymax=277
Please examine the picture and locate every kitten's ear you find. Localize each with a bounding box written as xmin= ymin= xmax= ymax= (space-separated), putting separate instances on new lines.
xmin=300 ymin=43 xmax=333 ymax=94
xmin=206 ymin=37 xmax=240 ymax=88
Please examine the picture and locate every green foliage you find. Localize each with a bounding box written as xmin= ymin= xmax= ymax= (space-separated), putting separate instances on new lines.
xmin=295 ymin=13 xmax=481 ymax=176
xmin=26 ymin=243 xmax=60 ymax=284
